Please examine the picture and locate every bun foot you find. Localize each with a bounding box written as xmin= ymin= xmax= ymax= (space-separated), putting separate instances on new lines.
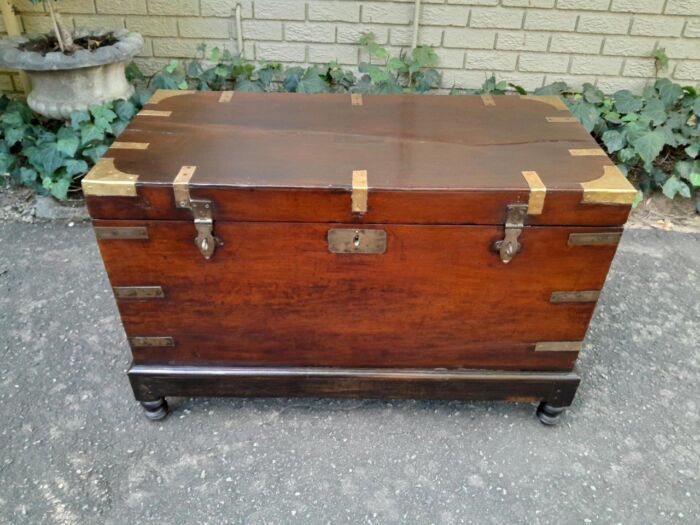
xmin=536 ymin=402 xmax=566 ymax=426
xmin=141 ymin=398 xmax=169 ymax=421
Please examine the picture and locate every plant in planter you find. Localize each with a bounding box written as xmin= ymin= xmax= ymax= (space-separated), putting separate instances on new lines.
xmin=0 ymin=0 xmax=142 ymax=120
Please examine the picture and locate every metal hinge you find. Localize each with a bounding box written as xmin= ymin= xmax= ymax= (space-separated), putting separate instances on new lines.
xmin=493 ymin=204 xmax=528 ymax=264
xmin=173 ymin=166 xmax=222 ymax=260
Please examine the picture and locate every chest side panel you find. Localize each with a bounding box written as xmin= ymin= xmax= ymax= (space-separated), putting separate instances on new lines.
xmin=94 ymin=220 xmax=621 ymax=371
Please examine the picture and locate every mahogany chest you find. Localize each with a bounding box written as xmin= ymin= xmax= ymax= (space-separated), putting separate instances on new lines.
xmin=83 ymin=90 xmax=635 ymax=425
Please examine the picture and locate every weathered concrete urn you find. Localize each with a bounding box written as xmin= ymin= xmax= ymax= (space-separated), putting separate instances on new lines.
xmin=0 ymin=29 xmax=143 ymax=120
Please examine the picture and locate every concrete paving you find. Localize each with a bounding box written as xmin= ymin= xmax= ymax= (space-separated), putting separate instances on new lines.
xmin=0 ymin=221 xmax=698 ymax=524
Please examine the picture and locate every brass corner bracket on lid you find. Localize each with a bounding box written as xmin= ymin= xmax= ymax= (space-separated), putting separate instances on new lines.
xmin=580 ymin=165 xmax=637 ymax=205
xmin=173 ymin=166 xmax=222 ymax=260
xmin=81 ymin=157 xmax=139 ymax=197
xmin=351 ymin=94 xmax=363 ymax=106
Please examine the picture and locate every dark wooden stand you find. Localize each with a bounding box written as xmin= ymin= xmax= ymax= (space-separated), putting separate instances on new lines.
xmin=128 ymin=365 xmax=580 ymax=425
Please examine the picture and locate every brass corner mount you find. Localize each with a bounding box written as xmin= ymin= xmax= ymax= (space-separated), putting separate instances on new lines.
xmin=81 ymin=158 xmax=139 ymax=197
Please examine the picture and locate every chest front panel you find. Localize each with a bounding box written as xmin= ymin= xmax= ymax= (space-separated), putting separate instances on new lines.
xmin=95 ymin=219 xmax=621 ymax=371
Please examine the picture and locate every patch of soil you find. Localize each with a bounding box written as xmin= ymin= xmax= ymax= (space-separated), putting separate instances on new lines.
xmin=0 ymin=184 xmax=35 ymax=223
xmin=628 ymin=193 xmax=700 ymax=233
xmin=18 ymin=32 xmax=118 ymax=56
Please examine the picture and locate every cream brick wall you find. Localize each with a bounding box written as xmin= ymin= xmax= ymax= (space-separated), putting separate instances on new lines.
xmin=1 ymin=0 xmax=699 ymax=94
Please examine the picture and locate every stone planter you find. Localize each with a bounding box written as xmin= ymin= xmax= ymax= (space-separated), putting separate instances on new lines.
xmin=0 ymin=29 xmax=143 ymax=120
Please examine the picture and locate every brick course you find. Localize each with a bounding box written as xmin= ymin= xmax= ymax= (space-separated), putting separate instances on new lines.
xmin=0 ymin=0 xmax=697 ymax=95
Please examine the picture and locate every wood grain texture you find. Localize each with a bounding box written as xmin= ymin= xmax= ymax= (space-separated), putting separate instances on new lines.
xmin=84 ymin=93 xmax=632 ymax=226
xmin=128 ymin=364 xmax=581 ymax=408
xmin=94 ymin=219 xmax=622 ymax=371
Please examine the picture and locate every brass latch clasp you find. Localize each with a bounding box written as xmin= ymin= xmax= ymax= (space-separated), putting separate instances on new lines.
xmin=493 ymin=204 xmax=527 ymax=264
xmin=174 ymin=166 xmax=222 ymax=260
xmin=190 ymin=199 xmax=221 ymax=259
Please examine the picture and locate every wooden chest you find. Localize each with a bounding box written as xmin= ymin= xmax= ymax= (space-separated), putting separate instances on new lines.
xmin=83 ymin=91 xmax=635 ymax=425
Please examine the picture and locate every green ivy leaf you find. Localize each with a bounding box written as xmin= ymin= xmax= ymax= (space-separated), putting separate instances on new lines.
xmin=674 ymin=160 xmax=700 ymax=185
xmin=569 ymin=100 xmax=600 ymax=132
xmin=49 ymin=177 xmax=71 ymax=201
xmin=114 ymin=99 xmax=137 ymax=122
xmin=19 ymin=167 xmax=37 ymax=185
xmin=582 ymin=83 xmax=604 ymax=105
xmin=632 ymin=190 xmax=643 ymax=208
xmin=56 ymin=127 xmax=80 ymax=157
xmin=111 ymin=120 xmax=129 ymax=137
xmin=258 ymin=63 xmax=282 ymax=87
xmin=0 ymin=150 xmax=16 ymax=173
xmin=686 ymin=142 xmax=700 ymax=158
xmin=70 ymin=110 xmax=91 ymax=131
xmin=533 ymin=82 xmax=568 ymax=96
xmin=630 ymin=128 xmax=665 ymax=170
xmin=296 ymin=67 xmax=330 ymax=93
xmin=1 ymin=110 xmax=24 ymax=127
xmin=151 ymin=72 xmax=184 ymax=90
xmin=412 ymin=46 xmax=438 ymax=68
xmin=662 ymin=175 xmax=691 ymax=199
xmin=508 ymin=83 xmax=527 ymax=95
xmin=186 ymin=59 xmax=204 ymax=79
xmin=360 ymin=63 xmax=390 ymax=84
xmin=80 ymin=122 xmax=105 ymax=145
xmin=26 ymin=142 xmax=65 ymax=177
xmin=658 ymin=80 xmax=683 ymax=107
xmin=89 ymin=104 xmax=117 ymax=131
xmin=414 ymin=69 xmax=441 ymax=93
xmin=210 ymin=47 xmax=221 ymax=63
xmin=613 ymin=90 xmax=643 ymax=114
xmin=165 ymin=58 xmax=179 ymax=74
xmin=617 ymin=147 xmax=637 ymax=164
xmin=602 ymin=130 xmax=626 ymax=153
xmin=690 ymin=173 xmax=700 ymax=189
xmin=131 ymin=89 xmax=152 ymax=108
xmin=641 ymin=98 xmax=667 ymax=126
xmin=125 ymin=62 xmax=145 ymax=82
xmin=693 ymin=97 xmax=700 ymax=117
xmin=64 ymin=159 xmax=88 ymax=177
xmin=234 ymin=79 xmax=265 ymax=92
xmin=4 ymin=125 xmax=27 ymax=147
xmin=282 ymin=66 xmax=304 ymax=92
xmin=374 ymin=79 xmax=403 ymax=94
xmin=82 ymin=144 xmax=109 ymax=164
xmin=603 ymin=111 xmax=622 ymax=124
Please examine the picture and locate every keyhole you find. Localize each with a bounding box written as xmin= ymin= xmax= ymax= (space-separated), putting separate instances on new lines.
xmin=353 ymin=231 xmax=361 ymax=247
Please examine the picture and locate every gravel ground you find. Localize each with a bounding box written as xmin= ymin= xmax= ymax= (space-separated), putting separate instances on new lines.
xmin=0 ymin=222 xmax=698 ymax=525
